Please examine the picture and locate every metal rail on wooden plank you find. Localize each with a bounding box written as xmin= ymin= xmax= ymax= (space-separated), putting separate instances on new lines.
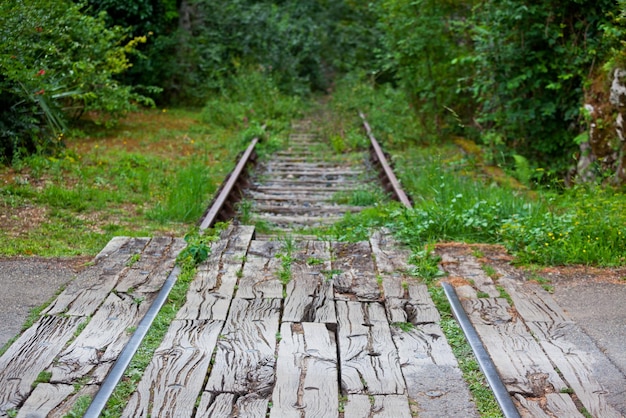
xmin=359 ymin=112 xmax=521 ymax=418
xmin=199 ymin=137 xmax=259 ymax=231
xmin=359 ymin=111 xmax=412 ymax=208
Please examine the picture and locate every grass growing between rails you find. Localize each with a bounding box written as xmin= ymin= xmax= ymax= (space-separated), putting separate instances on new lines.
xmin=321 ymin=74 xmax=626 ymax=267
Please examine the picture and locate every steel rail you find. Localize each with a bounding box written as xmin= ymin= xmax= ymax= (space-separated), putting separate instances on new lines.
xmin=199 ymin=137 xmax=259 ymax=231
xmin=359 ymin=111 xmax=412 ymax=207
xmin=359 ymin=112 xmax=520 ymax=418
xmin=84 ymin=266 xmax=181 ymax=418
xmin=84 ymin=137 xmax=260 ymax=416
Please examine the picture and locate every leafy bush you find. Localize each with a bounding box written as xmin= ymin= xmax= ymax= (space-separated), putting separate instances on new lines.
xmin=469 ymin=0 xmax=615 ymax=169
xmin=0 ymin=0 xmax=152 ymax=162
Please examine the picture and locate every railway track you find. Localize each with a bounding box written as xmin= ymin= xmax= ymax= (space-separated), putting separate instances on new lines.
xmin=1 ymin=114 xmax=625 ymax=418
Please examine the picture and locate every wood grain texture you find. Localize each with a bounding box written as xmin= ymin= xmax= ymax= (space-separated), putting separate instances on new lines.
xmin=14 ymin=383 xmax=73 ymax=418
xmin=500 ymin=277 xmax=623 ymax=417
xmin=515 ymin=393 xmax=584 ymax=418
xmin=438 ymin=246 xmax=500 ymax=297
xmin=344 ymin=395 xmax=411 ymax=418
xmin=236 ymin=240 xmax=284 ymax=299
xmin=337 ymin=301 xmax=406 ymax=395
xmin=332 ymin=242 xmax=380 ymax=301
xmin=283 ymin=241 xmax=335 ymax=323
xmin=0 ymin=316 xmax=81 ymax=413
xmin=205 ymin=298 xmax=281 ymax=395
xmin=115 ymin=237 xmax=184 ymax=296
xmin=122 ymin=320 xmax=223 ymax=418
xmin=50 ymin=292 xmax=150 ymax=384
xmin=43 ymin=237 xmax=150 ymax=316
xmin=526 ymin=321 xmax=622 ymax=418
xmin=392 ymin=324 xmax=478 ymax=418
xmin=270 ymin=322 xmax=338 ymax=418
xmin=462 ymin=298 xmax=568 ymax=397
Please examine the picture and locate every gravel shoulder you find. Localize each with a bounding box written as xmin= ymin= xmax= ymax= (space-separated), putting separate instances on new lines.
xmin=0 ymin=256 xmax=89 ymax=348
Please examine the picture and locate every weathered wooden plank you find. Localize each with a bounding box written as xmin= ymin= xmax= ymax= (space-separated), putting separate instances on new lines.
xmin=196 ymin=393 xmax=236 ymax=417
xmin=115 ymin=237 xmax=184 ymax=296
xmin=254 ymin=213 xmax=343 ymax=226
xmin=344 ymin=395 xmax=412 ymax=418
xmin=392 ymin=324 xmax=478 ymax=418
xmin=438 ymin=246 xmax=500 ymax=297
xmin=526 ymin=321 xmax=622 ymax=418
xmin=236 ymin=240 xmax=284 ymax=299
xmin=223 ymin=225 xmax=256 ymax=259
xmin=176 ymin=226 xmax=253 ymax=320
xmin=196 ymin=393 xmax=268 ymax=418
xmin=14 ymin=383 xmax=73 ymax=418
xmin=462 ymin=298 xmax=568 ymax=397
xmin=386 ymin=287 xmax=443 ymax=326
xmin=43 ymin=237 xmax=150 ymax=316
xmin=515 ymin=393 xmax=584 ymax=418
xmin=499 ymin=279 xmax=568 ymax=323
xmin=122 ymin=320 xmax=223 ymax=418
xmin=369 ymin=229 xmax=411 ymax=275
xmin=254 ymin=204 xmax=363 ymax=214
xmin=332 ymin=242 xmax=381 ymax=301
xmin=337 ymin=301 xmax=406 ymax=395
xmin=49 ymin=292 xmax=150 ymax=384
xmin=205 ymin=298 xmax=281 ymax=395
xmin=176 ymin=263 xmax=240 ymax=321
xmin=18 ymin=384 xmax=98 ymax=418
xmin=270 ymin=322 xmax=338 ymax=418
xmin=0 ymin=316 xmax=82 ymax=414
xmin=283 ymin=241 xmax=335 ymax=323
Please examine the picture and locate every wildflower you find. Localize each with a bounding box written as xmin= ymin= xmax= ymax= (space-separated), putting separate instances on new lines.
xmin=34 ymin=89 xmax=45 ymax=95
xmin=36 ymin=69 xmax=45 ymax=76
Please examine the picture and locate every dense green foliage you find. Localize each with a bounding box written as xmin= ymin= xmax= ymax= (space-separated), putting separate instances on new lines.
xmin=0 ymin=0 xmax=153 ymax=163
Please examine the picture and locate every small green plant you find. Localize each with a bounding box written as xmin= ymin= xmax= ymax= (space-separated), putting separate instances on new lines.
xmin=126 ymin=253 xmax=141 ymax=267
xmin=496 ymin=285 xmax=513 ymax=306
xmin=476 ymin=291 xmax=490 ymax=298
xmin=177 ymin=229 xmax=215 ymax=268
xmin=306 ymin=257 xmax=324 ymax=265
xmin=471 ymin=247 xmax=485 ymax=258
xmin=64 ymin=395 xmax=93 ymax=418
xmin=33 ymin=370 xmax=52 ymax=388
xmin=321 ymin=269 xmax=342 ymax=281
xmin=482 ymin=264 xmax=499 ymax=280
xmin=393 ymin=322 xmax=414 ymax=332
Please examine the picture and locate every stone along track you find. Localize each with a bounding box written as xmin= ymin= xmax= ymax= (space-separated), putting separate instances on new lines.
xmin=1 ymin=119 xmax=625 ymax=417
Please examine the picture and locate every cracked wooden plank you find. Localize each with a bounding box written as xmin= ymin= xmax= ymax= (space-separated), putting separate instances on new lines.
xmin=270 ymin=322 xmax=338 ymax=417
xmin=283 ymin=241 xmax=335 ymax=323
xmin=461 ymin=298 xmax=570 ymax=400
xmin=122 ymin=319 xmax=223 ymax=418
xmin=332 ymin=242 xmax=380 ymax=301
xmin=343 ymin=394 xmax=411 ymax=418
xmin=43 ymin=237 xmax=149 ymax=316
xmin=115 ymin=237 xmax=185 ymax=296
xmin=14 ymin=383 xmax=73 ymax=418
xmin=0 ymin=316 xmax=82 ymax=414
xmin=50 ymin=292 xmax=150 ymax=384
xmin=236 ymin=240 xmax=283 ymax=299
xmin=177 ymin=225 xmax=254 ymax=320
xmin=438 ymin=246 xmax=500 ymax=297
xmin=337 ymin=301 xmax=406 ymax=395
xmin=205 ymin=298 xmax=281 ymax=395
xmin=392 ymin=324 xmax=478 ymax=417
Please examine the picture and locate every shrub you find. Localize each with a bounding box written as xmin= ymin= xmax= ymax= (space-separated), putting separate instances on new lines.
xmin=0 ymin=0 xmax=152 ymax=163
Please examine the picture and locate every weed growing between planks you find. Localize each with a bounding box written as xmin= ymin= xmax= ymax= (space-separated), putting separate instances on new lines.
xmin=101 ymin=223 xmax=225 ymax=416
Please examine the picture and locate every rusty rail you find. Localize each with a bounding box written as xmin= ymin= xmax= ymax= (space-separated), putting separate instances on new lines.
xmin=359 ymin=111 xmax=412 ymax=208
xmin=198 ymin=137 xmax=259 ymax=231
xmin=358 ymin=111 xmax=520 ymax=418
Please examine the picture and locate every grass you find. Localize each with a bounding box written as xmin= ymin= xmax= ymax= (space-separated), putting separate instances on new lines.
xmin=0 ymin=108 xmax=242 ymax=257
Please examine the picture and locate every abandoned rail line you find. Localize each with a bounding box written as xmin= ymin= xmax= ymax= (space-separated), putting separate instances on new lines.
xmin=0 ymin=114 xmax=624 ymax=417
